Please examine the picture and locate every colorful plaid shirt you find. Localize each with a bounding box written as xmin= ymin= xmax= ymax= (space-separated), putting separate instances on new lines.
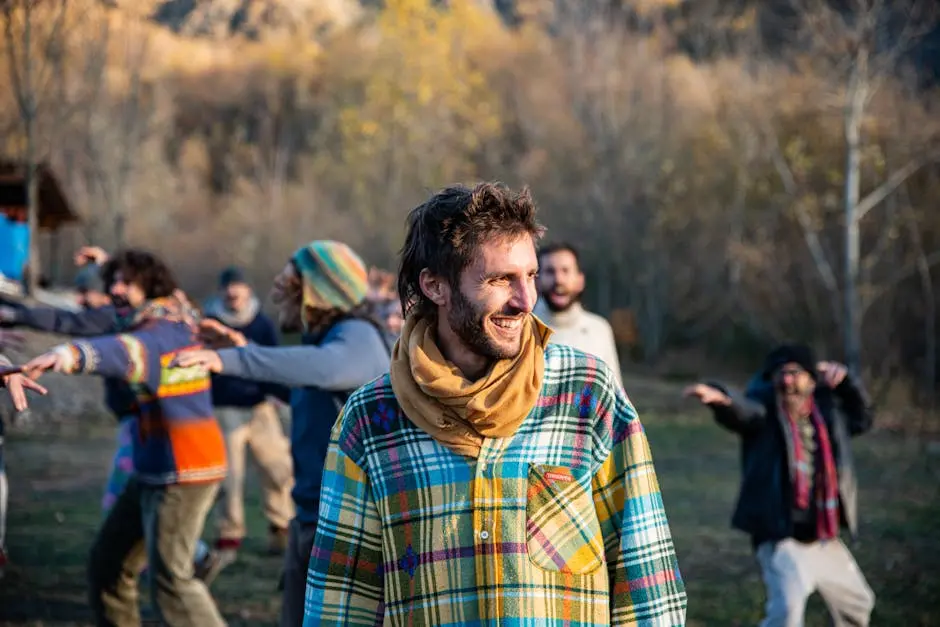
xmin=304 ymin=344 xmax=687 ymax=626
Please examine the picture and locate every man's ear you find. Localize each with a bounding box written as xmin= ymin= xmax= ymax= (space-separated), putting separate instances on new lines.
xmin=418 ymin=269 xmax=448 ymax=306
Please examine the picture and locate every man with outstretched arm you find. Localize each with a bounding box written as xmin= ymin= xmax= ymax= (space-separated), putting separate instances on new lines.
xmin=684 ymin=344 xmax=876 ymax=627
xmin=23 ymin=249 xmax=228 ymax=627
xmin=172 ymin=241 xmax=391 ymax=627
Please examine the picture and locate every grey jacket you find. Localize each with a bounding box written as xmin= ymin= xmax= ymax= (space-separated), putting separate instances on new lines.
xmin=218 ymin=317 xmax=392 ymax=523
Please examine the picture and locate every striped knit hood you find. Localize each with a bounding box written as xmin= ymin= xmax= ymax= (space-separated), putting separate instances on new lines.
xmin=291 ymin=240 xmax=369 ymax=333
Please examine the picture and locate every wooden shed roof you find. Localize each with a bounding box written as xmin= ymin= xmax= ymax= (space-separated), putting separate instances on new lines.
xmin=0 ymin=160 xmax=80 ymax=230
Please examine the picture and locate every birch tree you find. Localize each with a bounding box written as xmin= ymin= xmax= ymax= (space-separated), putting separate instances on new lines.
xmin=790 ymin=0 xmax=939 ymax=374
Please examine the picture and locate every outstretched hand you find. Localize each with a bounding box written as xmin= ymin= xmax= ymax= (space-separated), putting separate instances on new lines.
xmin=682 ymin=383 xmax=732 ymax=406
xmin=2 ymin=372 xmax=48 ymax=412
xmin=74 ymin=246 xmax=109 ymax=267
xmin=170 ymin=349 xmax=224 ymax=373
xmin=198 ymin=319 xmax=247 ymax=349
xmin=22 ymin=351 xmax=70 ymax=379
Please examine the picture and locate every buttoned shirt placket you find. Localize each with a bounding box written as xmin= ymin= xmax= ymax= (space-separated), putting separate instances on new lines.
xmin=473 ymin=436 xmax=507 ymax=625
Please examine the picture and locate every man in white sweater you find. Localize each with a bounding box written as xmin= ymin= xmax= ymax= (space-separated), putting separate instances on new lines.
xmin=533 ymin=242 xmax=622 ymax=384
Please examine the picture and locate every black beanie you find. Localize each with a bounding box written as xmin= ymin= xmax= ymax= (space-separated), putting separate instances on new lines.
xmin=74 ymin=263 xmax=105 ymax=293
xmin=761 ymin=344 xmax=818 ymax=381
xmin=219 ymin=266 xmax=248 ymax=288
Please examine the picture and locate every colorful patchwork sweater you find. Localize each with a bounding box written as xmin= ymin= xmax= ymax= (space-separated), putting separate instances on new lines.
xmin=304 ymin=344 xmax=687 ymax=627
xmin=51 ymin=299 xmax=227 ymax=486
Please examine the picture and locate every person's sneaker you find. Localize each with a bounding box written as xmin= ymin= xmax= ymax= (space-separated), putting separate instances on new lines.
xmin=194 ymin=547 xmax=236 ymax=586
xmin=267 ymin=525 xmax=289 ymax=556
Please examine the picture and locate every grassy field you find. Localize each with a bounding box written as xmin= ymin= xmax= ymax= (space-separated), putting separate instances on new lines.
xmin=1 ymin=377 xmax=938 ymax=626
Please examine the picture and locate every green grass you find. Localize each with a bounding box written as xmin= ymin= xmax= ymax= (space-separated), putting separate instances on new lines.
xmin=1 ymin=402 xmax=939 ymax=625
xmin=644 ymin=415 xmax=940 ymax=627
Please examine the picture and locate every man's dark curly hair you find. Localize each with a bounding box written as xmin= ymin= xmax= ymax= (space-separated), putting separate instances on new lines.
xmin=398 ymin=182 xmax=544 ymax=320
xmin=101 ymin=249 xmax=179 ymax=300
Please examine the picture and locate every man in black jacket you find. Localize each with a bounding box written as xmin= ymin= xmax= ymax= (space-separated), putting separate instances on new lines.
xmin=684 ymin=344 xmax=876 ymax=627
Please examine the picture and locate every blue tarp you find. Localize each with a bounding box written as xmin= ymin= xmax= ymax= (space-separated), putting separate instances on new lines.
xmin=0 ymin=217 xmax=29 ymax=281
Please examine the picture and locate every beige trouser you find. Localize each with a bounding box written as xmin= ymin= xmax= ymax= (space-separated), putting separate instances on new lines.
xmin=756 ymin=538 xmax=875 ymax=627
xmin=88 ymin=477 xmax=225 ymax=627
xmin=215 ymin=402 xmax=294 ymax=543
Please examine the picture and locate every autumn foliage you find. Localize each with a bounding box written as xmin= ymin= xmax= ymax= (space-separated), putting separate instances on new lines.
xmin=1 ymin=0 xmax=938 ymax=408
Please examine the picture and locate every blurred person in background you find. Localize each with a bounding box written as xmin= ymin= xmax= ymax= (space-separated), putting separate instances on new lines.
xmin=1 ymin=247 xmax=212 ymax=578
xmin=23 ymin=249 xmax=228 ymax=627
xmin=533 ymin=241 xmax=622 ymax=384
xmin=684 ymin=344 xmax=876 ymax=627
xmin=0 ymin=246 xmax=116 ymax=336
xmin=172 ymin=241 xmax=391 ymax=626
xmin=378 ymin=297 xmax=403 ymax=338
xmin=198 ymin=266 xmax=294 ymax=572
xmin=0 ymin=247 xmax=133 ymax=512
xmin=367 ymin=266 xmax=403 ymax=340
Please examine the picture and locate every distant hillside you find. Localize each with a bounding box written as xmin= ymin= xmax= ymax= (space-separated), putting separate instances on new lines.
xmin=104 ymin=0 xmax=366 ymax=40
xmin=93 ymin=0 xmax=940 ymax=82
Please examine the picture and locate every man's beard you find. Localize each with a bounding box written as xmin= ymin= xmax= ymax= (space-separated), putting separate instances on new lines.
xmin=448 ymin=287 xmax=524 ymax=360
xmin=278 ymin=304 xmax=302 ymax=334
xmin=540 ymin=288 xmax=581 ymax=313
xmin=110 ymin=295 xmax=132 ymax=313
xmin=778 ymin=382 xmax=814 ymax=416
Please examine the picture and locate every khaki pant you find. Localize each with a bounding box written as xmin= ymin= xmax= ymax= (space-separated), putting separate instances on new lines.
xmin=215 ymin=402 xmax=294 ymax=543
xmin=88 ymin=477 xmax=225 ymax=627
xmin=757 ymin=538 xmax=875 ymax=627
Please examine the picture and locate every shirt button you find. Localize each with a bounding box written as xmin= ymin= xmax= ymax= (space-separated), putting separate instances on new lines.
xmin=480 ymin=530 xmax=490 ymax=540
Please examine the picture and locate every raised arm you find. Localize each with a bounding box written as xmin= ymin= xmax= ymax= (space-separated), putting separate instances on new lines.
xmin=1 ymin=304 xmax=116 ymax=337
xmin=303 ymin=408 xmax=384 ymax=626
xmin=594 ymin=377 xmax=686 ymax=625
xmin=684 ymin=382 xmax=768 ymax=436
xmin=32 ymin=320 xmax=194 ymax=393
xmin=217 ymin=321 xmax=385 ymax=391
xmin=833 ymin=375 xmax=874 ymax=436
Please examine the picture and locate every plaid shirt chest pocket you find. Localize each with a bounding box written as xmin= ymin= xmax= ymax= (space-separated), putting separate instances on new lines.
xmin=525 ymin=463 xmax=605 ymax=575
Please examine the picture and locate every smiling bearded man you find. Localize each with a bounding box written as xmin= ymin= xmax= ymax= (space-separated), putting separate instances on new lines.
xmin=302 ymin=182 xmax=687 ymax=627
xmin=533 ymin=242 xmax=622 ymax=384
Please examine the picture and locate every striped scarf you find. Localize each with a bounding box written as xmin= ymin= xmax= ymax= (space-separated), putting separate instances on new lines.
xmin=782 ymin=398 xmax=840 ymax=540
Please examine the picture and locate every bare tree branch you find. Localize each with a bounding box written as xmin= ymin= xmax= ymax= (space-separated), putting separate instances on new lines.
xmin=35 ymin=0 xmax=68 ymax=100
xmin=765 ymin=127 xmax=840 ymax=294
xmin=3 ymin=2 xmax=29 ymax=118
xmin=856 ymin=152 xmax=940 ymax=221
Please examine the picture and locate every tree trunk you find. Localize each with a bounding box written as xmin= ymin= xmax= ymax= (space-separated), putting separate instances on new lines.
xmin=23 ymin=1 xmax=40 ymax=296
xmin=843 ymin=49 xmax=868 ymax=376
